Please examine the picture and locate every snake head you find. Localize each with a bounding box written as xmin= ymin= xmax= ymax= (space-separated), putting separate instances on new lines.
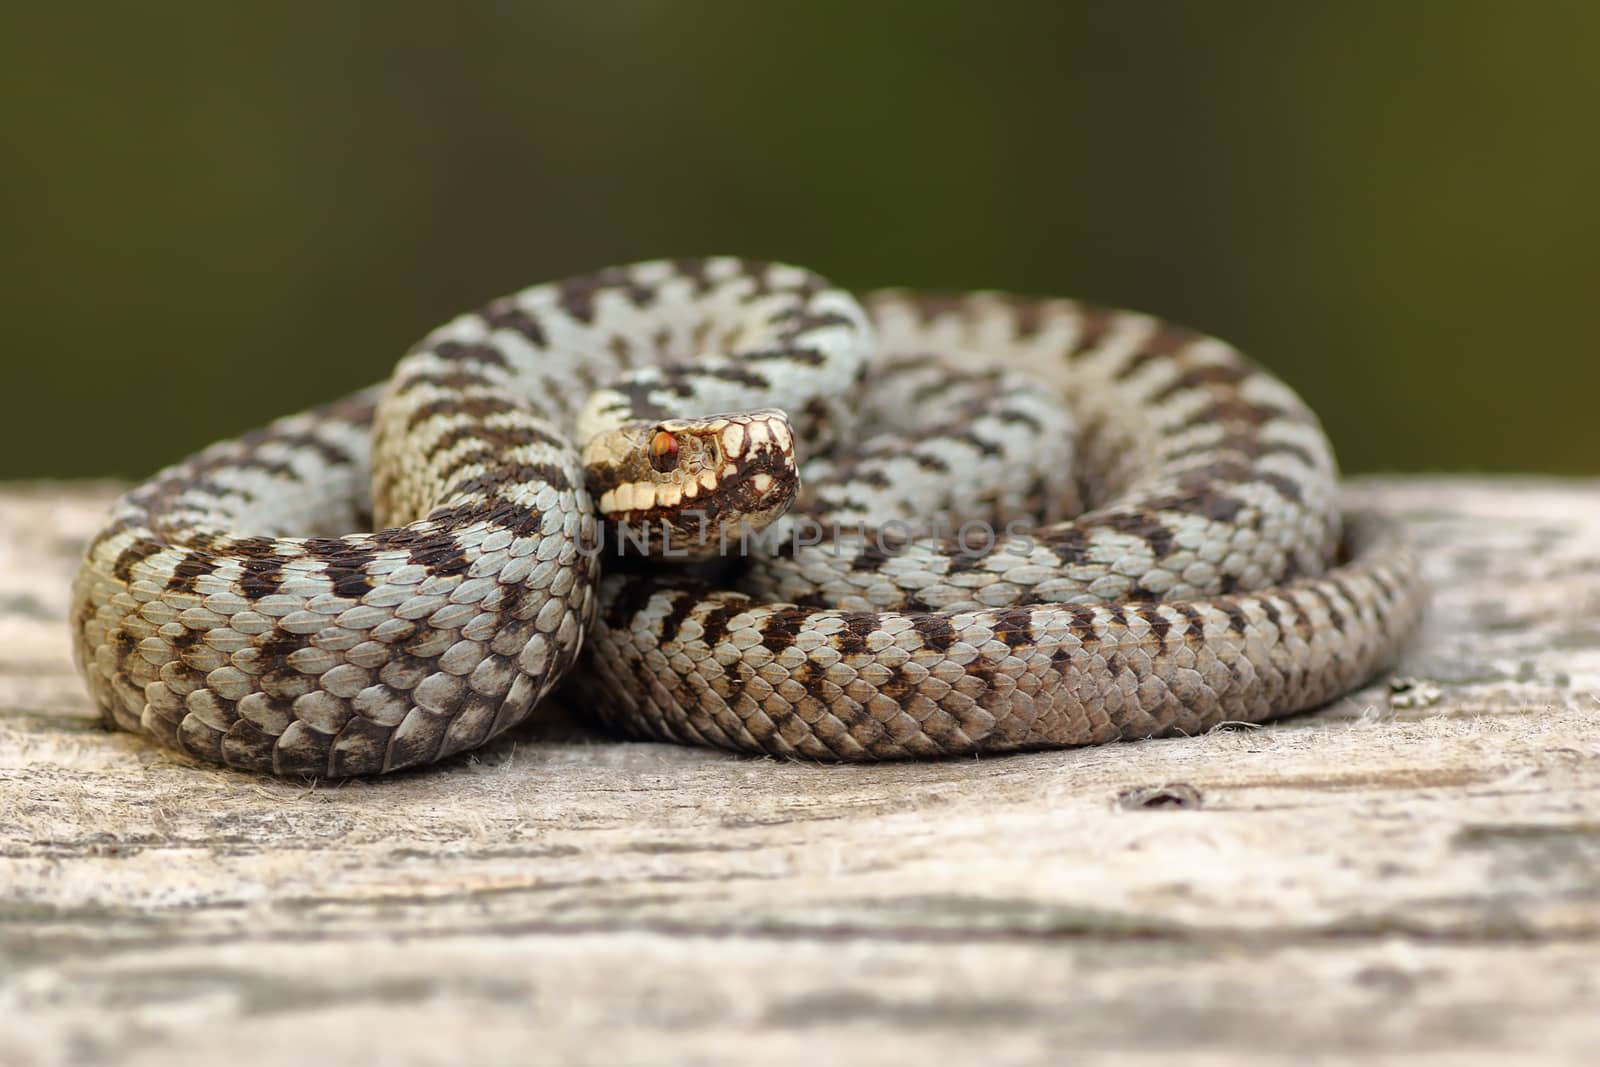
xmin=581 ymin=408 xmax=799 ymax=559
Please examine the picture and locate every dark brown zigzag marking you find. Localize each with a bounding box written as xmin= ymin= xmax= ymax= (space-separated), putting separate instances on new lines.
xmin=206 ymin=455 xmax=296 ymax=482
xmin=212 ymin=534 xmax=291 ymax=601
xmin=758 ymin=608 xmax=808 ymax=653
xmin=1367 ymin=567 xmax=1399 ymax=605
xmin=183 ymin=478 xmax=256 ymax=505
xmin=239 ymin=551 xmax=287 ymax=601
xmin=394 ymin=369 xmax=496 ymax=397
xmin=430 ymin=420 xmax=564 ymax=458
xmin=485 ymin=498 xmax=549 ymax=539
xmin=695 ymin=602 xmax=740 ymax=647
xmin=1260 ymin=598 xmax=1312 ymax=639
xmin=607 ymin=334 xmax=635 ymax=367
xmin=236 ymin=428 xmax=355 ymax=469
xmin=912 ymin=369 xmax=1002 ymax=404
xmin=323 ymin=392 xmax=380 ymax=425
xmin=1163 ymin=434 xmax=1322 ymax=471
xmin=962 ymin=649 xmax=999 ymax=690
xmin=1096 ymin=509 xmax=1177 ymax=565
xmin=1277 ymin=594 xmax=1315 ymax=641
xmin=669 ymin=258 xmax=716 ymax=295
xmin=415 ymin=500 xmax=526 ymax=542
xmin=604 ymin=579 xmax=667 ymax=630
xmin=901 ymin=293 xmax=970 ymax=326
xmin=846 ymin=537 xmax=907 ymax=574
xmin=745 ymin=346 xmax=826 ymax=365
xmin=905 ymin=451 xmax=951 ymax=474
xmin=767 ymin=306 xmax=856 ymax=336
xmin=1183 ymin=458 xmax=1255 ymax=487
xmin=558 ymin=269 xmax=655 ymax=324
xmin=869 ymin=353 xmax=944 ymax=380
xmin=944 ymin=537 xmax=1007 ymax=574
xmin=1257 ymin=472 xmax=1305 ymax=505
xmin=429 ymin=340 xmax=512 ymax=370
xmin=910 ymin=612 xmax=959 ymax=652
xmin=299 ymin=537 xmax=379 ymax=604
xmin=1067 ymin=306 xmax=1118 ymax=361
xmin=1100 ymin=650 xmax=1125 ymax=680
xmin=405 ymin=395 xmax=520 ymax=433
xmin=655 ymin=592 xmax=699 ymax=645
xmin=370 ymin=524 xmax=471 ymax=579
xmin=828 ymin=468 xmax=890 ymax=491
xmin=608 ymin=379 xmax=688 ymax=423
xmin=109 ymin=539 xmax=164 ymax=583
xmin=253 ymin=627 xmax=304 ymax=672
xmin=1305 ymin=585 xmax=1346 ymax=632
xmin=1046 ymin=526 xmax=1090 ymax=566
xmin=699 ymin=365 xmax=771 ymax=390
xmin=436 ymin=448 xmax=503 ymax=486
xmin=806 ymin=493 xmax=874 ymax=522
xmin=833 ymin=613 xmax=878 ymax=655
xmin=85 ymin=517 xmax=137 ymax=558
xmin=1327 ymin=574 xmax=1363 ymax=618
xmin=1141 ymin=480 xmax=1249 ymax=527
xmin=991 ymin=607 xmax=1035 ymax=650
xmin=872 ymin=658 xmax=917 ymax=703
xmin=1008 ymin=298 xmax=1048 ymax=341
xmin=994 ymin=407 xmax=1045 ymax=433
xmin=482 ymin=303 xmax=547 ymax=348
xmin=736 ymin=259 xmax=828 ymax=300
xmin=1170 ymin=602 xmax=1206 ymax=642
xmin=948 ymin=431 xmax=1003 ymax=459
xmin=165 ymin=552 xmax=215 ymax=595
xmin=1111 ymin=323 xmax=1203 ymax=382
xmin=1147 ymin=361 xmax=1254 ymax=405
xmin=1176 ymin=398 xmax=1300 ymax=434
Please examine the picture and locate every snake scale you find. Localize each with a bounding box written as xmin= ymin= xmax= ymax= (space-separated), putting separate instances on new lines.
xmin=71 ymin=257 xmax=1426 ymax=775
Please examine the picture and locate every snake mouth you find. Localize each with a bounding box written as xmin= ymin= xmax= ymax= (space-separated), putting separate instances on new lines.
xmin=583 ymin=408 xmax=799 ymax=558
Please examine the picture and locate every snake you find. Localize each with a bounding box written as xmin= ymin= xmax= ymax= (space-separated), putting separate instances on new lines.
xmin=70 ymin=257 xmax=1427 ymax=775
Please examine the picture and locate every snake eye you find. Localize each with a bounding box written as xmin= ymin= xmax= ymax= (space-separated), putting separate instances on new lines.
xmin=649 ymin=430 xmax=680 ymax=473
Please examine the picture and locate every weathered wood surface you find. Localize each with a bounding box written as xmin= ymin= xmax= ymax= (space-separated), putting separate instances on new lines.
xmin=2 ymin=478 xmax=1598 ymax=1066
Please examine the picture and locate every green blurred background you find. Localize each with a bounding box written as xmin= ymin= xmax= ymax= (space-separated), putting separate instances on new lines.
xmin=4 ymin=2 xmax=1596 ymax=480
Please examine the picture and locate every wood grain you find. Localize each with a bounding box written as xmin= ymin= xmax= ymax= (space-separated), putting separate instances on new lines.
xmin=3 ymin=478 xmax=1598 ymax=1066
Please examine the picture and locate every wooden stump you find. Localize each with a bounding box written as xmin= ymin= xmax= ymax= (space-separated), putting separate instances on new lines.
xmin=2 ymin=478 xmax=1597 ymax=1066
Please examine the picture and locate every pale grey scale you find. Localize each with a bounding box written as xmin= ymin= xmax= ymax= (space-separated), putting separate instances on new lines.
xmin=846 ymin=356 xmax=1079 ymax=524
xmin=751 ymin=493 xmax=1327 ymax=613
xmin=574 ymin=284 xmax=871 ymax=448
xmin=575 ymin=290 xmax=1428 ymax=758
xmin=740 ymin=297 xmax=1337 ymax=613
xmin=870 ymin=295 xmax=1338 ymax=595
xmin=71 ymin=258 xmax=870 ymax=775
xmin=578 ymin=515 xmax=1423 ymax=760
xmin=766 ymin=356 xmax=1078 ymax=538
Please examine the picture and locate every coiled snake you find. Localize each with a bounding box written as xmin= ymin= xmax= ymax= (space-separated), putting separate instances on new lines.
xmin=71 ymin=258 xmax=1426 ymax=775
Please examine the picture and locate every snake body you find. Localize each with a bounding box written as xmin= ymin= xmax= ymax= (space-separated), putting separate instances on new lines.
xmin=71 ymin=258 xmax=1426 ymax=775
